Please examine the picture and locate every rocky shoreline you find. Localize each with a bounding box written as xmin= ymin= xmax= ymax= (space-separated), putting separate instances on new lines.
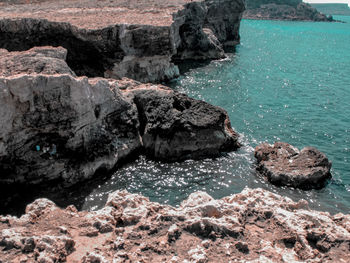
xmin=1 ymin=188 xmax=349 ymax=262
xmin=0 ymin=0 xmax=349 ymax=262
xmin=0 ymin=46 xmax=240 ymax=187
xmin=243 ymin=0 xmax=334 ymax=22
xmin=0 ymin=0 xmax=245 ymax=83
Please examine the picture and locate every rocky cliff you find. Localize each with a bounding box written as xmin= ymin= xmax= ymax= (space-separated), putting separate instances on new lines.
xmin=244 ymin=0 xmax=333 ymax=22
xmin=0 ymin=47 xmax=240 ymax=187
xmin=0 ymin=188 xmax=349 ymax=262
xmin=0 ymin=0 xmax=245 ymax=83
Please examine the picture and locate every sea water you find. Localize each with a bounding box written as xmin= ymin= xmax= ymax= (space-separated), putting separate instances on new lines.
xmin=82 ymin=16 xmax=350 ymax=214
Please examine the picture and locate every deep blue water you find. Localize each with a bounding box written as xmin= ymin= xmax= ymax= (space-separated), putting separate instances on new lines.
xmin=82 ymin=16 xmax=350 ymax=214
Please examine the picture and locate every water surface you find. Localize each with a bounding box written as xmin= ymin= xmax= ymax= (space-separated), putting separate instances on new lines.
xmin=82 ymin=16 xmax=350 ymax=214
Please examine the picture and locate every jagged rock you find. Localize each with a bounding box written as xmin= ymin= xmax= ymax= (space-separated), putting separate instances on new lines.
xmin=0 ymin=188 xmax=349 ymax=262
xmin=255 ymin=142 xmax=332 ymax=189
xmin=126 ymin=84 xmax=240 ymax=161
xmin=0 ymin=0 xmax=245 ymax=83
xmin=0 ymin=47 xmax=239 ymax=186
xmin=0 ymin=46 xmax=75 ymax=77
xmin=25 ymin=198 xmax=58 ymax=218
xmin=244 ymin=0 xmax=334 ymax=21
xmin=173 ymin=0 xmax=245 ymax=60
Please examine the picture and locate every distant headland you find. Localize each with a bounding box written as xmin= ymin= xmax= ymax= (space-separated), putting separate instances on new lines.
xmin=244 ymin=0 xmax=334 ymax=21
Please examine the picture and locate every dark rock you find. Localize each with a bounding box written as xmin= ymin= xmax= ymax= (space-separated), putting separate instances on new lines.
xmin=0 ymin=47 xmax=240 ymax=186
xmin=235 ymin=241 xmax=249 ymax=254
xmin=173 ymin=0 xmax=245 ymax=60
xmin=128 ymin=85 xmax=240 ymax=161
xmin=255 ymin=142 xmax=332 ymax=189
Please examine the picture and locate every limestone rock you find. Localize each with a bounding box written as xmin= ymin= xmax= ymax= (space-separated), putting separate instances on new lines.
xmin=126 ymin=84 xmax=240 ymax=161
xmin=255 ymin=142 xmax=332 ymax=189
xmin=0 ymin=47 xmax=239 ymax=186
xmin=173 ymin=0 xmax=245 ymax=61
xmin=1 ymin=188 xmax=349 ymax=262
xmin=0 ymin=0 xmax=245 ymax=83
xmin=0 ymin=46 xmax=75 ymax=77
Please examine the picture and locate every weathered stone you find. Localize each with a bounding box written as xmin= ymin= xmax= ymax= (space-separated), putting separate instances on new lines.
xmin=127 ymin=84 xmax=240 ymax=161
xmin=0 ymin=0 xmax=245 ymax=83
xmin=0 ymin=47 xmax=239 ymax=186
xmin=0 ymin=46 xmax=75 ymax=77
xmin=255 ymin=142 xmax=332 ymax=189
xmin=0 ymin=188 xmax=349 ymax=262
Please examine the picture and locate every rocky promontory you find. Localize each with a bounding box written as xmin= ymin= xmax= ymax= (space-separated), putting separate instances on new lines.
xmin=1 ymin=188 xmax=349 ymax=262
xmin=0 ymin=0 xmax=245 ymax=83
xmin=0 ymin=46 xmax=240 ymax=187
xmin=244 ymin=0 xmax=334 ymax=22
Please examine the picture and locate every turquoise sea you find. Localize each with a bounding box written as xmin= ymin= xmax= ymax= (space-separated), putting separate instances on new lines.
xmin=83 ymin=16 xmax=350 ymax=214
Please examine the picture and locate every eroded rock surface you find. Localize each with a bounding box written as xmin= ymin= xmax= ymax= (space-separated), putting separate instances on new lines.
xmin=255 ymin=142 xmax=332 ymax=190
xmin=0 ymin=47 xmax=239 ymax=186
xmin=244 ymin=0 xmax=334 ymax=21
xmin=0 ymin=0 xmax=245 ymax=83
xmin=0 ymin=188 xmax=349 ymax=262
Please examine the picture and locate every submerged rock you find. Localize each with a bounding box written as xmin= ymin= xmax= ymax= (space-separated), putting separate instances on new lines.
xmin=0 ymin=47 xmax=240 ymax=186
xmin=0 ymin=0 xmax=245 ymax=83
xmin=0 ymin=188 xmax=349 ymax=262
xmin=255 ymin=142 xmax=332 ymax=189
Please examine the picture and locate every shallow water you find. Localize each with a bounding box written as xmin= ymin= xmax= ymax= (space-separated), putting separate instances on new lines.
xmin=82 ymin=16 xmax=350 ymax=214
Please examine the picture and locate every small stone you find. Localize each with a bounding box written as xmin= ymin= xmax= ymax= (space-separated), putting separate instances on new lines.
xmin=235 ymin=242 xmax=249 ymax=254
xmin=22 ymin=237 xmax=36 ymax=253
xmin=80 ymin=227 xmax=99 ymax=237
xmin=167 ymin=224 xmax=181 ymax=243
xmin=201 ymin=239 xmax=211 ymax=249
xmin=59 ymin=226 xmax=68 ymax=234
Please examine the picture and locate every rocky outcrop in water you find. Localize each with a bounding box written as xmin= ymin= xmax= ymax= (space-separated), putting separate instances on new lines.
xmin=244 ymin=0 xmax=334 ymax=22
xmin=0 ymin=47 xmax=240 ymax=186
xmin=255 ymin=142 xmax=332 ymax=190
xmin=0 ymin=0 xmax=245 ymax=83
xmin=1 ymin=188 xmax=349 ymax=262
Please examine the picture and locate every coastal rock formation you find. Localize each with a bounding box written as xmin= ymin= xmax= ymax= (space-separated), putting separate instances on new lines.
xmin=0 ymin=47 xmax=240 ymax=186
xmin=0 ymin=0 xmax=245 ymax=83
xmin=126 ymin=83 xmax=240 ymax=162
xmin=255 ymin=142 xmax=332 ymax=190
xmin=244 ymin=0 xmax=333 ymax=21
xmin=1 ymin=188 xmax=349 ymax=262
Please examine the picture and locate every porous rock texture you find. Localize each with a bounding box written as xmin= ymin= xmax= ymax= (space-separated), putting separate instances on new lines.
xmin=0 ymin=0 xmax=245 ymax=83
xmin=0 ymin=188 xmax=349 ymax=262
xmin=0 ymin=47 xmax=240 ymax=186
xmin=255 ymin=142 xmax=332 ymax=190
xmin=244 ymin=0 xmax=334 ymax=21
